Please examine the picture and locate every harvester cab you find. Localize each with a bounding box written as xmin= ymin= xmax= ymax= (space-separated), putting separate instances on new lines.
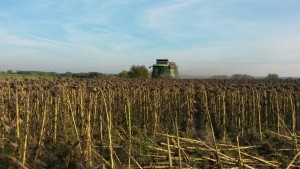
xmin=149 ymin=59 xmax=176 ymax=78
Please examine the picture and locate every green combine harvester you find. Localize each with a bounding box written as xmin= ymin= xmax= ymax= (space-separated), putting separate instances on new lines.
xmin=149 ymin=59 xmax=177 ymax=78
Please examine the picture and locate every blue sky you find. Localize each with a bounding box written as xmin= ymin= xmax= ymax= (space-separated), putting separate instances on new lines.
xmin=1 ymin=0 xmax=300 ymax=76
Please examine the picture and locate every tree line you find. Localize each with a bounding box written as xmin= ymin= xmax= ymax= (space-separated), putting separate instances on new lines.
xmin=0 ymin=69 xmax=289 ymax=80
xmin=0 ymin=70 xmax=110 ymax=78
xmin=211 ymin=73 xmax=282 ymax=80
xmin=1 ymin=65 xmax=151 ymax=79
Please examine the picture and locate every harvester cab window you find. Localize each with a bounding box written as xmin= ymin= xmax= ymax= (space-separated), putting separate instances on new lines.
xmin=157 ymin=66 xmax=169 ymax=75
xmin=157 ymin=66 xmax=163 ymax=75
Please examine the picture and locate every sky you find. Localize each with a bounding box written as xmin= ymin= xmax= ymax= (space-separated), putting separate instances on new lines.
xmin=0 ymin=0 xmax=300 ymax=77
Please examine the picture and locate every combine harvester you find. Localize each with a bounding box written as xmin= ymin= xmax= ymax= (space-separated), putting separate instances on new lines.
xmin=149 ymin=59 xmax=178 ymax=78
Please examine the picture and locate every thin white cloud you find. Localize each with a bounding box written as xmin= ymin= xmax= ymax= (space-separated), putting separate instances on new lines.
xmin=141 ymin=0 xmax=208 ymax=40
xmin=31 ymin=0 xmax=62 ymax=10
xmin=0 ymin=26 xmax=154 ymax=73
xmin=1 ymin=11 xmax=15 ymax=27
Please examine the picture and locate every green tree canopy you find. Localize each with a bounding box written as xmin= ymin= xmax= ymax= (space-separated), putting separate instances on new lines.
xmin=265 ymin=73 xmax=279 ymax=80
xmin=7 ymin=70 xmax=14 ymax=74
xmin=231 ymin=74 xmax=253 ymax=80
xmin=118 ymin=70 xmax=129 ymax=78
xmin=128 ymin=65 xmax=149 ymax=78
xmin=62 ymin=72 xmax=73 ymax=77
